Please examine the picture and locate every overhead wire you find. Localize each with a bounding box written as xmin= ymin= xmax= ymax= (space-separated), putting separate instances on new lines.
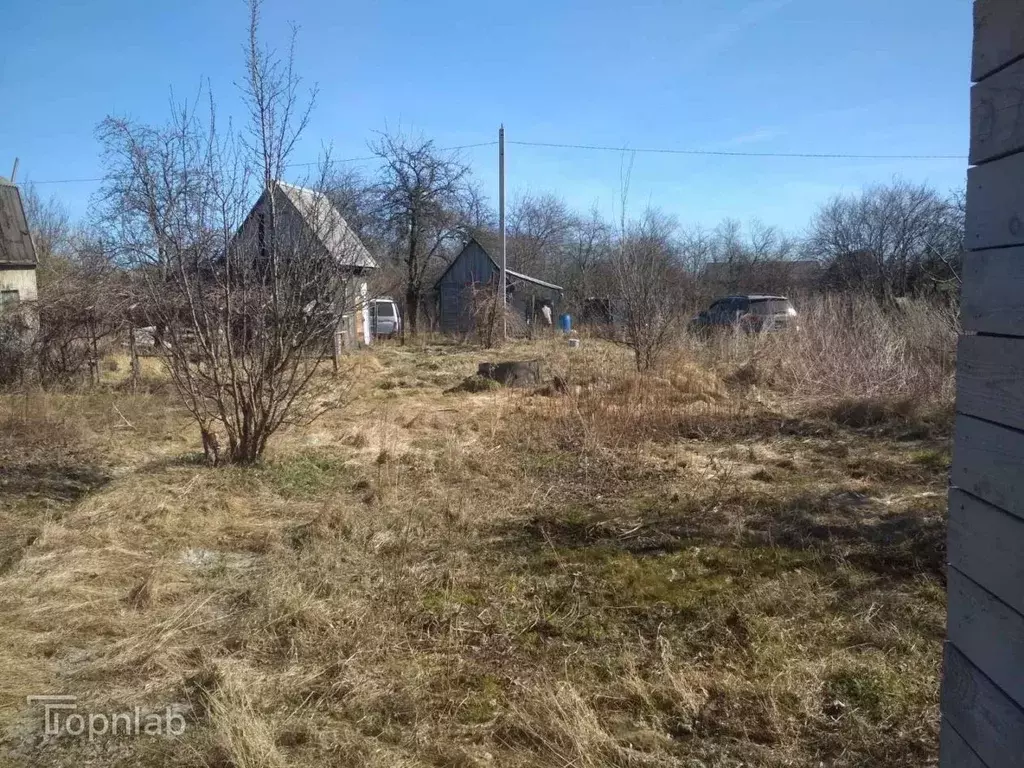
xmin=23 ymin=137 xmax=963 ymax=186
xmin=507 ymin=139 xmax=965 ymax=161
xmin=27 ymin=141 xmax=500 ymax=185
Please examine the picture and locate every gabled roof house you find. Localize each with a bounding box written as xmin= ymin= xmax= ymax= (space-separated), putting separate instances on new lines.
xmin=233 ymin=180 xmax=379 ymax=345
xmin=0 ymin=176 xmax=39 ymax=308
xmin=234 ymin=180 xmax=378 ymax=272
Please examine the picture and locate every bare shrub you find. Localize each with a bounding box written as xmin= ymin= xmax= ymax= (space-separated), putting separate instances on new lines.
xmin=0 ymin=311 xmax=30 ymax=387
xmin=96 ymin=1 xmax=353 ymax=464
xmin=33 ymin=247 xmax=126 ymax=388
xmin=611 ymin=208 xmax=688 ymax=372
xmin=464 ymin=283 xmax=527 ymax=346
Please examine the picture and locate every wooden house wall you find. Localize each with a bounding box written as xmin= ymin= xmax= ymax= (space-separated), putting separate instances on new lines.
xmin=941 ymin=3 xmax=1024 ymax=764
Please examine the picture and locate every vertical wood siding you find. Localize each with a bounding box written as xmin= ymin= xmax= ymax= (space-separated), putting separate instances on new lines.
xmin=436 ymin=242 xmax=497 ymax=333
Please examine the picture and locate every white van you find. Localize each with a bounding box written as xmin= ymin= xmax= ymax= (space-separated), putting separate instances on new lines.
xmin=369 ymin=298 xmax=402 ymax=339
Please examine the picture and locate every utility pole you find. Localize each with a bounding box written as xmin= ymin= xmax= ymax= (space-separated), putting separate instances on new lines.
xmin=10 ymin=158 xmax=19 ymax=183
xmin=498 ymin=125 xmax=507 ymax=341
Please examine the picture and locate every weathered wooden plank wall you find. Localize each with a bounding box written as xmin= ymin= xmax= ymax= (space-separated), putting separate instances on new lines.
xmin=973 ymin=0 xmax=1024 ymax=80
xmin=941 ymin=2 xmax=1024 ymax=764
xmin=961 ymin=247 xmax=1024 ymax=333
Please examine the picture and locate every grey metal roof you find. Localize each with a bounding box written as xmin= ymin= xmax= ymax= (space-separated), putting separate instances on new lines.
xmin=274 ymin=181 xmax=378 ymax=270
xmin=0 ymin=178 xmax=38 ymax=267
xmin=504 ymin=266 xmax=563 ymax=292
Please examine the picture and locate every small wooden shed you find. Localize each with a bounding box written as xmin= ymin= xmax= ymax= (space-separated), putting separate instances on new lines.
xmin=434 ymin=238 xmax=563 ymax=334
xmin=233 ymin=180 xmax=378 ymax=346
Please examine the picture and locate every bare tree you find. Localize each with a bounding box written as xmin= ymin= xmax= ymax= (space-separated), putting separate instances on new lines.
xmin=21 ymin=186 xmax=72 ymax=280
xmin=612 ymin=206 xmax=686 ymax=372
xmin=96 ymin=0 xmax=352 ymax=464
xmin=506 ymin=192 xmax=572 ymax=276
xmin=701 ymin=218 xmax=795 ymax=295
xmin=326 ymin=168 xmax=380 ymax=245
xmin=370 ymin=132 xmax=475 ymax=339
xmin=807 ymin=178 xmax=964 ymax=300
xmin=564 ymin=206 xmax=612 ymax=309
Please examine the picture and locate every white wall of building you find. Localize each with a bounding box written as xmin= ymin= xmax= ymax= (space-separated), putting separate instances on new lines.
xmin=0 ymin=268 xmax=38 ymax=302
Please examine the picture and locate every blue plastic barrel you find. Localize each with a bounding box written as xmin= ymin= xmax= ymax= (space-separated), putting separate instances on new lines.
xmin=559 ymin=313 xmax=572 ymax=333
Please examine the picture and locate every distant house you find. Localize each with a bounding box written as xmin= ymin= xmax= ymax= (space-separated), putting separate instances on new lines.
xmin=434 ymin=238 xmax=563 ymax=334
xmin=702 ymin=259 xmax=821 ymax=295
xmin=0 ymin=177 xmax=38 ymax=310
xmin=234 ymin=180 xmax=378 ymax=345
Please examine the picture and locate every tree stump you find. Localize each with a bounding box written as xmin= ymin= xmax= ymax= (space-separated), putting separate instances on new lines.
xmin=477 ymin=360 xmax=542 ymax=388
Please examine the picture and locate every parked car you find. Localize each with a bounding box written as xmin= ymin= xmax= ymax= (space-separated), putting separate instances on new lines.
xmin=370 ymin=298 xmax=402 ymax=339
xmin=690 ymin=294 xmax=799 ymax=335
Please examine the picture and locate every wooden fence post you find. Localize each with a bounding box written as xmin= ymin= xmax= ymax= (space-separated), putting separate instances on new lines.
xmin=128 ymin=324 xmax=140 ymax=392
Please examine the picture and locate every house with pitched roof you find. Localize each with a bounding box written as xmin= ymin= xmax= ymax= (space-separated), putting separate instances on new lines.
xmin=234 ymin=180 xmax=379 ymax=345
xmin=0 ymin=176 xmax=38 ymax=310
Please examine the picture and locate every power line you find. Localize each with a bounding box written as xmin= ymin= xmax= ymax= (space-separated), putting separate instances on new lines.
xmin=28 ymin=141 xmax=501 ymax=185
xmin=24 ymin=137 xmax=965 ymax=186
xmin=508 ymin=139 xmax=965 ymax=161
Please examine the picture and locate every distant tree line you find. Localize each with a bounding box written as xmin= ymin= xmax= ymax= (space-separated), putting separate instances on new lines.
xmin=321 ymin=156 xmax=965 ymax=327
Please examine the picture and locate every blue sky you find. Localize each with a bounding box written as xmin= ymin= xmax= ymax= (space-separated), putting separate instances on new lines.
xmin=2 ymin=0 xmax=970 ymax=232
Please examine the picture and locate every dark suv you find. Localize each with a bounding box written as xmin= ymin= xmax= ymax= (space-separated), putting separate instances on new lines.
xmin=691 ymin=295 xmax=799 ymax=334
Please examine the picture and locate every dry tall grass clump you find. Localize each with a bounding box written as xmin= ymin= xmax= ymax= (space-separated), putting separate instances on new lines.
xmin=530 ymin=341 xmax=742 ymax=452
xmin=0 ymin=397 xmax=83 ymax=459
xmin=677 ymin=296 xmax=958 ymax=436
xmin=763 ymin=296 xmax=957 ymax=403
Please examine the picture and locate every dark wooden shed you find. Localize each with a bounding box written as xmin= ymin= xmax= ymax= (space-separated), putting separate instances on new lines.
xmin=434 ymin=238 xmax=563 ymax=334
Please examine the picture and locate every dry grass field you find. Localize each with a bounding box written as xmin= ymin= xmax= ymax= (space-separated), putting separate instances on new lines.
xmin=0 ymin=307 xmax=954 ymax=767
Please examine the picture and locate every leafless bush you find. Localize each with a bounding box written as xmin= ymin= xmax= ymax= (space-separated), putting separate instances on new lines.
xmin=463 ymin=283 xmax=528 ymax=347
xmin=33 ymin=245 xmax=126 ymax=387
xmin=0 ymin=311 xmax=30 ymax=387
xmin=96 ymin=0 xmax=353 ymax=464
xmin=611 ymin=208 xmax=688 ymax=372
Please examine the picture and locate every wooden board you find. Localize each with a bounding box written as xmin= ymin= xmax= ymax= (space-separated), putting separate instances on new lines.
xmin=940 ymin=722 xmax=991 ymax=768
xmin=950 ymin=489 xmax=1024 ymax=617
xmin=962 ymin=248 xmax=1024 ymax=335
xmin=957 ymin=335 xmax=1024 ymax=430
xmin=972 ymin=58 xmax=1024 ymax=164
xmin=942 ymin=644 xmax=1024 ymax=768
xmin=948 ymin=568 xmax=1024 ymax=710
xmin=974 ymin=0 xmax=1024 ymax=81
xmin=951 ymin=415 xmax=1024 ymax=520
xmin=967 ymin=151 xmax=1024 ymax=250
